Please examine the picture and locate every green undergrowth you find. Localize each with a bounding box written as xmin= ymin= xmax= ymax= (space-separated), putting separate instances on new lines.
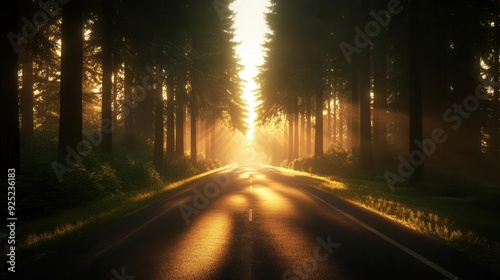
xmin=0 ymin=131 xmax=225 ymax=269
xmin=10 ymin=167 xmax=225 ymax=267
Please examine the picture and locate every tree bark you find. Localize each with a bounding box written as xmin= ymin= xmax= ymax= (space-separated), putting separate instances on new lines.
xmin=58 ymin=0 xmax=83 ymax=157
xmin=175 ymin=86 xmax=185 ymax=158
xmin=359 ymin=46 xmax=372 ymax=171
xmin=332 ymin=91 xmax=337 ymax=145
xmin=492 ymin=6 xmax=500 ymax=159
xmin=373 ymin=36 xmax=388 ymax=150
xmin=204 ymin=120 xmax=210 ymax=159
xmin=21 ymin=58 xmax=34 ymax=141
xmin=112 ymin=69 xmax=119 ymax=125
xmin=153 ymin=77 xmax=164 ymax=168
xmin=210 ymin=118 xmax=216 ymax=160
xmin=338 ymin=99 xmax=344 ymax=148
xmin=349 ymin=59 xmax=359 ymax=149
xmin=166 ymin=74 xmax=175 ymax=158
xmin=288 ymin=117 xmax=294 ymax=162
xmin=448 ymin=2 xmax=481 ymax=177
xmin=101 ymin=0 xmax=113 ymax=154
xmin=306 ymin=97 xmax=312 ymax=156
xmin=0 ymin=0 xmax=20 ymax=171
xmin=314 ymin=88 xmax=324 ymax=157
xmin=327 ymin=93 xmax=332 ymax=146
xmin=190 ymin=103 xmax=197 ymax=162
xmin=408 ymin=0 xmax=424 ymax=186
xmin=134 ymin=86 xmax=154 ymax=139
xmin=300 ymin=110 xmax=305 ymax=157
xmin=123 ymin=64 xmax=134 ymax=150
xmin=284 ymin=121 xmax=288 ymax=162
xmin=294 ymin=112 xmax=299 ymax=158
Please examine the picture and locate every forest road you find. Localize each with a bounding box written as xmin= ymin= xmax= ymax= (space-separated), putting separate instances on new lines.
xmin=13 ymin=164 xmax=499 ymax=280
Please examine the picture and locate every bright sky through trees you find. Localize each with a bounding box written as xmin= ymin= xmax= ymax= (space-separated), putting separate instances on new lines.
xmin=231 ymin=0 xmax=270 ymax=139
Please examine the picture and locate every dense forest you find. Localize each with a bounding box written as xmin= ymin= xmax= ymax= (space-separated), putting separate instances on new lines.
xmin=255 ymin=0 xmax=500 ymax=192
xmin=1 ymin=0 xmax=500 ymax=219
xmin=1 ymin=1 xmax=500 ymax=277
xmin=1 ymin=0 xmax=247 ymax=218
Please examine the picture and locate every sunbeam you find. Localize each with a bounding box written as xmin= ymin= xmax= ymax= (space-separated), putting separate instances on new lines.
xmin=231 ymin=0 xmax=271 ymax=140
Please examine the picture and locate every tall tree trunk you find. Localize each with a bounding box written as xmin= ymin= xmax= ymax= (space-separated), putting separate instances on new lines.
xmin=58 ymin=0 xmax=83 ymax=157
xmin=327 ymin=94 xmax=332 ymax=146
xmin=420 ymin=0 xmax=450 ymax=174
xmin=339 ymin=99 xmax=344 ymax=147
xmin=306 ymin=97 xmax=312 ymax=156
xmin=354 ymin=1 xmax=372 ymax=171
xmin=166 ymin=74 xmax=175 ymax=158
xmin=492 ymin=6 xmax=500 ymax=159
xmin=373 ymin=36 xmax=388 ymax=151
xmin=112 ymin=69 xmax=119 ymax=125
xmin=294 ymin=112 xmax=299 ymax=158
xmin=134 ymin=86 xmax=154 ymax=139
xmin=349 ymin=59 xmax=359 ymax=149
xmin=175 ymin=89 xmax=185 ymax=158
xmin=314 ymin=88 xmax=324 ymax=157
xmin=408 ymin=0 xmax=424 ymax=186
xmin=332 ymin=91 xmax=337 ymax=145
xmin=175 ymin=102 xmax=185 ymax=158
xmin=283 ymin=122 xmax=288 ymax=162
xmin=300 ymin=109 xmax=306 ymax=157
xmin=21 ymin=58 xmax=34 ymax=141
xmin=123 ymin=64 xmax=134 ymax=150
xmin=154 ymin=77 xmax=164 ymax=168
xmin=204 ymin=120 xmax=209 ymax=159
xmin=210 ymin=119 xmax=216 ymax=160
xmin=288 ymin=117 xmax=294 ymax=162
xmin=190 ymin=103 xmax=197 ymax=162
xmin=0 ymin=0 xmax=20 ymax=171
xmin=101 ymin=0 xmax=114 ymax=154
xmin=397 ymin=31 xmax=410 ymax=157
xmin=359 ymin=46 xmax=372 ymax=171
xmin=451 ymin=2 xmax=482 ymax=176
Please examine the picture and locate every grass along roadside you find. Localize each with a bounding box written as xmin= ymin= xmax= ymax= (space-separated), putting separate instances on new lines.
xmin=3 ymin=165 xmax=231 ymax=268
xmin=275 ymin=167 xmax=500 ymax=268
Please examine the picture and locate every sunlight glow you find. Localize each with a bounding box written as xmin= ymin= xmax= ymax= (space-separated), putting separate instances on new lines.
xmin=231 ymin=0 xmax=270 ymax=139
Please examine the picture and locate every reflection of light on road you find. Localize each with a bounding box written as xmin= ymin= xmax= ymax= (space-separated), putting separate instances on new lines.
xmin=254 ymin=187 xmax=294 ymax=213
xmin=227 ymin=194 xmax=248 ymax=206
xmin=253 ymin=181 xmax=318 ymax=268
xmin=161 ymin=213 xmax=232 ymax=279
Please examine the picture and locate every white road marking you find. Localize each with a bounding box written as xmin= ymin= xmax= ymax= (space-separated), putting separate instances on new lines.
xmin=250 ymin=185 xmax=253 ymax=191
xmin=249 ymin=209 xmax=253 ymax=222
xmin=284 ymin=176 xmax=462 ymax=280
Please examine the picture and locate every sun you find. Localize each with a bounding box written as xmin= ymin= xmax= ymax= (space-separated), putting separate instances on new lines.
xmin=231 ymin=0 xmax=270 ymax=139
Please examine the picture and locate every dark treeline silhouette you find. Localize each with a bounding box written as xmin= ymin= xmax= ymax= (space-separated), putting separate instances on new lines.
xmin=0 ymin=0 xmax=247 ymax=219
xmin=256 ymin=0 xmax=500 ymax=189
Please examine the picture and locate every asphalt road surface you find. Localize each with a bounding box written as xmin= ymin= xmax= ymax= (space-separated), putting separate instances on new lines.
xmin=14 ymin=164 xmax=500 ymax=279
